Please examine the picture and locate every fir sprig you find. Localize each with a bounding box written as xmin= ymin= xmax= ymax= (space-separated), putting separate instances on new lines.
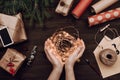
xmin=0 ymin=0 xmax=54 ymax=27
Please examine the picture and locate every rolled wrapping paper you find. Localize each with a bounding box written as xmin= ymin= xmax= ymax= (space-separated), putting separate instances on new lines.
xmin=72 ymin=0 xmax=93 ymax=19
xmin=91 ymin=0 xmax=118 ymax=14
xmin=88 ymin=8 xmax=120 ymax=27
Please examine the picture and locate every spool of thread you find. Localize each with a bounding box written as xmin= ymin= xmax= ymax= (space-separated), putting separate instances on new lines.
xmin=88 ymin=8 xmax=120 ymax=27
xmin=72 ymin=0 xmax=93 ymax=19
xmin=91 ymin=0 xmax=118 ymax=14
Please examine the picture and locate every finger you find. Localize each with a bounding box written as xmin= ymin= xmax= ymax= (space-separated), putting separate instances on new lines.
xmin=80 ymin=39 xmax=85 ymax=47
xmin=76 ymin=46 xmax=85 ymax=59
xmin=48 ymin=49 xmax=57 ymax=61
xmin=44 ymin=39 xmax=56 ymax=63
xmin=72 ymin=39 xmax=85 ymax=59
xmin=44 ymin=40 xmax=50 ymax=51
xmin=44 ymin=40 xmax=49 ymax=56
xmin=47 ymin=39 xmax=55 ymax=50
xmin=45 ymin=40 xmax=54 ymax=58
xmin=45 ymin=39 xmax=54 ymax=51
xmin=76 ymin=38 xmax=81 ymax=41
xmin=73 ymin=38 xmax=82 ymax=47
xmin=45 ymin=38 xmax=52 ymax=46
xmin=45 ymin=39 xmax=57 ymax=57
xmin=45 ymin=38 xmax=50 ymax=46
xmin=47 ymin=48 xmax=59 ymax=64
xmin=69 ymin=46 xmax=82 ymax=59
xmin=44 ymin=48 xmax=53 ymax=62
xmin=49 ymin=49 xmax=63 ymax=64
xmin=45 ymin=38 xmax=63 ymax=64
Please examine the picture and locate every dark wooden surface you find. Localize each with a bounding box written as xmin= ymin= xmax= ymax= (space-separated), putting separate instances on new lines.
xmin=0 ymin=0 xmax=120 ymax=80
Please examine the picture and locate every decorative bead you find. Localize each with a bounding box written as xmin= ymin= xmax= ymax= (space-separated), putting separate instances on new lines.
xmin=30 ymin=55 xmax=34 ymax=60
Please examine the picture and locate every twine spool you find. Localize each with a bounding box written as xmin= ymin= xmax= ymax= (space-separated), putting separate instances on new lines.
xmin=99 ymin=49 xmax=117 ymax=66
xmin=94 ymin=25 xmax=120 ymax=66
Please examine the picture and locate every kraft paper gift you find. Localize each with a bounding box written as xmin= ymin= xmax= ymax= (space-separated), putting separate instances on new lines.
xmin=0 ymin=48 xmax=26 ymax=76
xmin=0 ymin=13 xmax=27 ymax=47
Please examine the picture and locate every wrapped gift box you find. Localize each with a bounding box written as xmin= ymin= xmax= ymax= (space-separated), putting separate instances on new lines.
xmin=0 ymin=48 xmax=26 ymax=76
xmin=0 ymin=13 xmax=27 ymax=47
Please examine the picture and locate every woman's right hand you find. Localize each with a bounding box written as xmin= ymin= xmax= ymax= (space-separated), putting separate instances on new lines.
xmin=44 ymin=39 xmax=64 ymax=70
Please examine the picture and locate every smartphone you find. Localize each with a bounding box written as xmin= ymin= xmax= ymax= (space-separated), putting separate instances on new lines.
xmin=0 ymin=26 xmax=13 ymax=47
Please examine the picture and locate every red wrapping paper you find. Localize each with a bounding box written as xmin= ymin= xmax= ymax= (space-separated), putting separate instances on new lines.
xmin=72 ymin=0 xmax=93 ymax=19
xmin=88 ymin=8 xmax=120 ymax=27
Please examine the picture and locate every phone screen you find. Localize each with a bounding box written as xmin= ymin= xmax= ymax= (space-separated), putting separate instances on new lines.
xmin=0 ymin=27 xmax=13 ymax=47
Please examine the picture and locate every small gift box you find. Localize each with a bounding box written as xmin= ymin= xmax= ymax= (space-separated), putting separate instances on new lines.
xmin=0 ymin=48 xmax=26 ymax=76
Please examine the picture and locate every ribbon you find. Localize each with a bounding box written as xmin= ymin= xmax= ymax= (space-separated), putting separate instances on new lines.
xmin=7 ymin=56 xmax=18 ymax=75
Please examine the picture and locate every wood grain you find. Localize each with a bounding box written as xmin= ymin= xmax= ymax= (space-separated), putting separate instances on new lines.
xmin=0 ymin=0 xmax=120 ymax=80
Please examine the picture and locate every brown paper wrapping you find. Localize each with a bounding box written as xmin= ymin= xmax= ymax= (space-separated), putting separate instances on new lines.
xmin=0 ymin=13 xmax=27 ymax=47
xmin=0 ymin=48 xmax=26 ymax=76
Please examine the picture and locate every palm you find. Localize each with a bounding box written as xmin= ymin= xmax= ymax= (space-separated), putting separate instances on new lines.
xmin=44 ymin=39 xmax=63 ymax=68
xmin=66 ymin=39 xmax=85 ymax=66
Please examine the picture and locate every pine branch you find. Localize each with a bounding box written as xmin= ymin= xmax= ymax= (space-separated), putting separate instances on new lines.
xmin=0 ymin=0 xmax=55 ymax=27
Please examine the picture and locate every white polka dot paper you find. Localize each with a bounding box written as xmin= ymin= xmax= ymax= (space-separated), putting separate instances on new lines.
xmin=88 ymin=8 xmax=120 ymax=27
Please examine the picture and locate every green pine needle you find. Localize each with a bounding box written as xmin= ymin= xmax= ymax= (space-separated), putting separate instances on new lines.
xmin=0 ymin=0 xmax=55 ymax=27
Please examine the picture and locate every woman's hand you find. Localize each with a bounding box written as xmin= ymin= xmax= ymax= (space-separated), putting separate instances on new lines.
xmin=44 ymin=39 xmax=63 ymax=69
xmin=65 ymin=38 xmax=85 ymax=80
xmin=65 ymin=38 xmax=85 ymax=68
xmin=44 ymin=39 xmax=63 ymax=80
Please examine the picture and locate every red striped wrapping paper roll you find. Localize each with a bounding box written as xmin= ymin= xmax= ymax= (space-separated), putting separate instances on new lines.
xmin=88 ymin=8 xmax=120 ymax=27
